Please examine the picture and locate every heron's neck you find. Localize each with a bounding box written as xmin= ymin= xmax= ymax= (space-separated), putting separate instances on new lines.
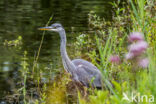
xmin=59 ymin=30 xmax=76 ymax=74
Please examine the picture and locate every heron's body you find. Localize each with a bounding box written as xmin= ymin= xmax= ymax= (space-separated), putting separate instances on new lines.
xmin=39 ymin=23 xmax=102 ymax=88
xmin=72 ymin=59 xmax=102 ymax=87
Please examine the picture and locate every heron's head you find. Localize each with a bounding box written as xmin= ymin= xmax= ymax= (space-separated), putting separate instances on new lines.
xmin=38 ymin=23 xmax=64 ymax=32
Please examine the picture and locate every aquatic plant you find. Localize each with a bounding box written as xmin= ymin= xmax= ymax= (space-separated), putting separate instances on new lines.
xmin=3 ymin=36 xmax=22 ymax=47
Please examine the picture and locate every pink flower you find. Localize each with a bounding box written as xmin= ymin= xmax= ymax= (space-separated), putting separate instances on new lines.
xmin=109 ymin=55 xmax=120 ymax=64
xmin=128 ymin=41 xmax=148 ymax=56
xmin=128 ymin=32 xmax=144 ymax=42
xmin=125 ymin=52 xmax=134 ymax=60
xmin=138 ymin=58 xmax=149 ymax=68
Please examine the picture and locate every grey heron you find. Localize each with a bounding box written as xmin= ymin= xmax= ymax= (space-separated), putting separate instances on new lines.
xmin=39 ymin=23 xmax=102 ymax=88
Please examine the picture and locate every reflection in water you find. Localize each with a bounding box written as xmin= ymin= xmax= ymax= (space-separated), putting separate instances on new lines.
xmin=3 ymin=66 xmax=9 ymax=72
xmin=3 ymin=62 xmax=10 ymax=71
xmin=0 ymin=0 xmax=114 ymax=102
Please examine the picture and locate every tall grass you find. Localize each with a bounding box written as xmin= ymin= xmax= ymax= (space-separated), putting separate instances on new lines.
xmin=32 ymin=14 xmax=53 ymax=74
xmin=21 ymin=51 xmax=28 ymax=104
xmin=13 ymin=15 xmax=54 ymax=104
xmin=78 ymin=0 xmax=156 ymax=103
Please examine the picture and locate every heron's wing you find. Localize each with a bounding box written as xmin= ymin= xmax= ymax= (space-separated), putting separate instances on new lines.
xmin=72 ymin=59 xmax=102 ymax=88
xmin=72 ymin=59 xmax=99 ymax=70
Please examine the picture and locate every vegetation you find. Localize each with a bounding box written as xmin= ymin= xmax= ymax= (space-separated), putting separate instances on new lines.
xmin=1 ymin=0 xmax=155 ymax=104
xmin=76 ymin=0 xmax=156 ymax=103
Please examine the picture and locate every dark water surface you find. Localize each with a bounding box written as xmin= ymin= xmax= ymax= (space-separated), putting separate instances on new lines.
xmin=0 ymin=0 xmax=114 ymax=100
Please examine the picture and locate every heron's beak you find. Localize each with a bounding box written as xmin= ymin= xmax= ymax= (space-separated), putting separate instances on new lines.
xmin=38 ymin=26 xmax=55 ymax=31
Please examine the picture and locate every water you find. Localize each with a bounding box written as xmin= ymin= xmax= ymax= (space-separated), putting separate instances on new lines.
xmin=0 ymin=0 xmax=114 ymax=101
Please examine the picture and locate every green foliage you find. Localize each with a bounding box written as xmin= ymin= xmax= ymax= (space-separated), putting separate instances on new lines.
xmin=4 ymin=0 xmax=155 ymax=103
xmin=77 ymin=0 xmax=156 ymax=103
xmin=3 ymin=36 xmax=22 ymax=47
xmin=46 ymin=74 xmax=71 ymax=104
xmin=21 ymin=51 xmax=29 ymax=104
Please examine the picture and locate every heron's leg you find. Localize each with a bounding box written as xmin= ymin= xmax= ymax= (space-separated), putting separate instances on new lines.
xmin=84 ymin=86 xmax=88 ymax=97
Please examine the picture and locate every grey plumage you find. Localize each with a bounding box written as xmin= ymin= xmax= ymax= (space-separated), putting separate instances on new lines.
xmin=39 ymin=23 xmax=102 ymax=88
